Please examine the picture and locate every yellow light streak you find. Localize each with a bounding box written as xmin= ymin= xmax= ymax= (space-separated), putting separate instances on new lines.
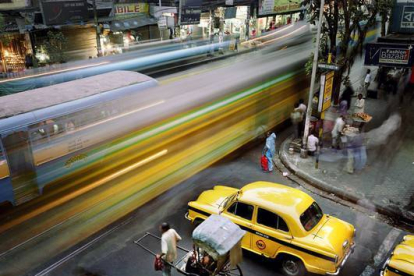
xmin=260 ymin=25 xmax=307 ymax=46
xmin=241 ymin=24 xmax=295 ymax=45
xmin=0 ymin=62 xmax=110 ymax=84
xmin=0 ymin=149 xmax=168 ymax=233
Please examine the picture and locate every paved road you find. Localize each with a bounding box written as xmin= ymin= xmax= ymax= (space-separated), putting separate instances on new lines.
xmin=35 ymin=127 xmax=407 ymax=276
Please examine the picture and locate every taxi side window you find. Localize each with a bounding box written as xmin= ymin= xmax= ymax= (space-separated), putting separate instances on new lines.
xmin=257 ymin=208 xmax=289 ymax=232
xmin=227 ymin=202 xmax=253 ymax=221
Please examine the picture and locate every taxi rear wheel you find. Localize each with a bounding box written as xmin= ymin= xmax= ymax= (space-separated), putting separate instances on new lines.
xmin=280 ymin=256 xmax=306 ymax=276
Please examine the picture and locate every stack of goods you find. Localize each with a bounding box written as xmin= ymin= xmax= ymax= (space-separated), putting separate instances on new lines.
xmin=342 ymin=125 xmax=359 ymax=137
xmin=353 ymin=112 xmax=372 ymax=122
xmin=289 ymin=138 xmax=302 ymax=153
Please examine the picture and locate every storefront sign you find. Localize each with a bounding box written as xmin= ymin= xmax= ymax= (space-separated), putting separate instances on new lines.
xmin=180 ymin=0 xmax=201 ymax=25
xmin=258 ymin=0 xmax=302 ymax=16
xmin=158 ymin=16 xmax=167 ymax=29
xmin=114 ymin=3 xmax=149 ymax=18
xmin=401 ymin=6 xmax=414 ymax=28
xmin=41 ymin=0 xmax=88 ymax=25
xmin=318 ymin=71 xmax=334 ymax=113
xmin=365 ymin=43 xmax=414 ymax=67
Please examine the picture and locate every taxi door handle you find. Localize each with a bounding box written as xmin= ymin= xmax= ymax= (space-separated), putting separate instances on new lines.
xmin=284 ymin=236 xmax=293 ymax=240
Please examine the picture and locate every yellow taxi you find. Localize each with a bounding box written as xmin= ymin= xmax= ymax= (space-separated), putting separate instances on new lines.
xmin=380 ymin=235 xmax=414 ymax=276
xmin=185 ymin=181 xmax=356 ymax=276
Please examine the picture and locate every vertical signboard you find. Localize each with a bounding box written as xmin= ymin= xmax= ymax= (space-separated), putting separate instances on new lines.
xmin=41 ymin=0 xmax=88 ymax=25
xmin=180 ymin=0 xmax=202 ymax=25
xmin=318 ymin=71 xmax=334 ymax=113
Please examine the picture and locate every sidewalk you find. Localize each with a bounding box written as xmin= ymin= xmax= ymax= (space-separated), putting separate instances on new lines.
xmin=278 ymin=62 xmax=414 ymax=226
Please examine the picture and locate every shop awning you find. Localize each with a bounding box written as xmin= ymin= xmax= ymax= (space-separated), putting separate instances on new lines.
xmin=110 ymin=15 xmax=158 ymax=31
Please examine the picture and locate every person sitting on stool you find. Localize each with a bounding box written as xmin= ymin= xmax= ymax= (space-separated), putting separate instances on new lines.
xmin=307 ymin=132 xmax=319 ymax=156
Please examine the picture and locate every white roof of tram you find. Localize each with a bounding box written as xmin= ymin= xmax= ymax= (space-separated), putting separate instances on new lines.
xmin=0 ymin=70 xmax=155 ymax=119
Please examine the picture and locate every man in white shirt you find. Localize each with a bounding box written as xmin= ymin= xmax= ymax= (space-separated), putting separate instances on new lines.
xmin=331 ymin=115 xmax=345 ymax=149
xmin=158 ymin=223 xmax=182 ymax=276
xmin=363 ymin=69 xmax=371 ymax=97
xmin=298 ymin=99 xmax=307 ymax=114
xmin=307 ymin=133 xmax=319 ymax=156
xmin=354 ymin=93 xmax=365 ymax=114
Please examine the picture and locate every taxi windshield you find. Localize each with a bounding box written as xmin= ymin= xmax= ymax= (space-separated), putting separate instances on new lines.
xmin=300 ymin=202 xmax=324 ymax=231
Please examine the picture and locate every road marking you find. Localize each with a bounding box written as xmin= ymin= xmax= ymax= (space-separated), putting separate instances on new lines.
xmin=373 ymin=228 xmax=402 ymax=266
xmin=359 ymin=228 xmax=402 ymax=276
xmin=33 ymin=215 xmax=136 ymax=276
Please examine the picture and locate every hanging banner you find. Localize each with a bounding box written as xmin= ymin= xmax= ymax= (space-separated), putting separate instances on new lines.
xmin=41 ymin=0 xmax=88 ymax=25
xmin=258 ymin=0 xmax=302 ymax=16
xmin=180 ymin=0 xmax=202 ymax=25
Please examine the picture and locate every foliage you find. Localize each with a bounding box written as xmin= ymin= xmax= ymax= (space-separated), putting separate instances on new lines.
xmin=304 ymin=0 xmax=394 ymax=81
xmin=43 ymin=31 xmax=68 ymax=64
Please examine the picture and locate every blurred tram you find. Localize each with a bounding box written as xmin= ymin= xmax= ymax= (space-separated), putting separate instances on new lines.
xmin=0 ymin=71 xmax=158 ymax=205
xmin=0 ymin=26 xmax=313 ymax=210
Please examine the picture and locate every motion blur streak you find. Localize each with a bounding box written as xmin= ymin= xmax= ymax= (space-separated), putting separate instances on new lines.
xmin=0 ymin=150 xmax=167 ymax=233
xmin=0 ymin=26 xmax=314 ymax=275
xmin=260 ymin=25 xmax=308 ymax=46
xmin=0 ymin=62 xmax=110 ymax=83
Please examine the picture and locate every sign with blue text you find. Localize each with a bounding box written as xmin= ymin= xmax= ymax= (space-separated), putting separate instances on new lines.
xmin=365 ymin=43 xmax=414 ymax=67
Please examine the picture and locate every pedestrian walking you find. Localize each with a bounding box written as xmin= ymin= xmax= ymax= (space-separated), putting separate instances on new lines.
xmin=290 ymin=103 xmax=302 ymax=139
xmin=157 ymin=223 xmax=182 ymax=276
xmin=307 ymin=132 xmax=319 ymax=156
xmin=354 ymin=93 xmax=365 ymax=114
xmin=296 ymin=100 xmax=306 ymax=137
xmin=341 ymin=84 xmax=354 ymax=110
xmin=263 ymin=132 xmax=276 ymax=172
xmin=352 ymin=134 xmax=367 ymax=172
xmin=363 ymin=69 xmax=371 ymax=97
xmin=331 ymin=115 xmax=345 ymax=149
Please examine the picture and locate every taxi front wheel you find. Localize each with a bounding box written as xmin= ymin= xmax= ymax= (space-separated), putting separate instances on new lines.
xmin=281 ymin=256 xmax=306 ymax=276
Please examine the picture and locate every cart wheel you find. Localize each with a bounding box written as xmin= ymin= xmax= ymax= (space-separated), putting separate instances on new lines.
xmin=219 ymin=264 xmax=243 ymax=276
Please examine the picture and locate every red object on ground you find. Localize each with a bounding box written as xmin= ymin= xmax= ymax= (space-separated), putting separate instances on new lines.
xmin=154 ymin=256 xmax=164 ymax=271
xmin=261 ymin=155 xmax=268 ymax=172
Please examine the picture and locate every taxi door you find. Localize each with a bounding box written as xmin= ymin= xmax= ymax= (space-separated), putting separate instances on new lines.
xmin=222 ymin=201 xmax=254 ymax=250
xmin=251 ymin=207 xmax=293 ymax=258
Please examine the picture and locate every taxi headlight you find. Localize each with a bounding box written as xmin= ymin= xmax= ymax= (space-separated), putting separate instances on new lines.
xmin=342 ymin=240 xmax=349 ymax=249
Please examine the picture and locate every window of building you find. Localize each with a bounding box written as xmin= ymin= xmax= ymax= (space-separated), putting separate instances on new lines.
xmin=227 ymin=202 xmax=254 ymax=221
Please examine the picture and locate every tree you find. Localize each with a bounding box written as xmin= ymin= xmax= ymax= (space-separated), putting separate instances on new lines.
xmin=305 ymin=0 xmax=394 ymax=80
xmin=43 ymin=31 xmax=68 ymax=64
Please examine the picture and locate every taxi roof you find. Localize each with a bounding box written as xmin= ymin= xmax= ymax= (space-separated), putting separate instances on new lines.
xmin=239 ymin=182 xmax=314 ymax=218
xmin=389 ymin=235 xmax=414 ymax=274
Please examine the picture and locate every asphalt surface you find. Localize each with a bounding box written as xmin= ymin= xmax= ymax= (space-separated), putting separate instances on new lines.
xmin=33 ymin=127 xmax=407 ymax=276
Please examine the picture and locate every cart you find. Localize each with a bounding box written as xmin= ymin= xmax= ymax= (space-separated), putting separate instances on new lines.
xmin=134 ymin=215 xmax=245 ymax=276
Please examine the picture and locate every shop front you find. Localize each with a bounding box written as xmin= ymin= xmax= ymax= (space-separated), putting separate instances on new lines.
xmin=0 ymin=32 xmax=33 ymax=74
xmin=100 ymin=2 xmax=158 ymax=55
xmin=257 ymin=0 xmax=304 ymax=35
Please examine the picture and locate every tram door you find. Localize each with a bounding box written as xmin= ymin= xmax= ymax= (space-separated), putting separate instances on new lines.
xmin=1 ymin=129 xmax=39 ymax=205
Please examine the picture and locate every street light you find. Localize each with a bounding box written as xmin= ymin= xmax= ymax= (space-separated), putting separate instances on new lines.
xmin=301 ymin=0 xmax=325 ymax=158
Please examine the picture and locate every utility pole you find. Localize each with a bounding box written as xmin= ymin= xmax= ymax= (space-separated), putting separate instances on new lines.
xmin=159 ymin=0 xmax=163 ymax=40
xmin=93 ymin=0 xmax=102 ymax=57
xmin=301 ymin=0 xmax=324 ymax=158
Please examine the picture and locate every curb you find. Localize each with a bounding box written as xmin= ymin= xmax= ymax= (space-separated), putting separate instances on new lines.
xmin=278 ymin=137 xmax=414 ymax=226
